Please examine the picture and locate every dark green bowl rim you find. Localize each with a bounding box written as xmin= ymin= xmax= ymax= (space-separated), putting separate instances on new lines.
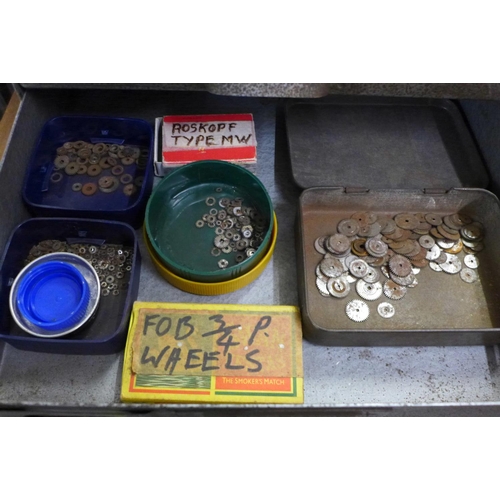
xmin=145 ymin=160 xmax=274 ymax=280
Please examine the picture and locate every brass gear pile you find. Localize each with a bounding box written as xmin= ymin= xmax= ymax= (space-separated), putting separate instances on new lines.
xmin=51 ymin=140 xmax=147 ymax=197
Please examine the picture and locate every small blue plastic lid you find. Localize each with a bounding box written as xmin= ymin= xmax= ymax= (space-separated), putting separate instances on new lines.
xmin=16 ymin=261 xmax=90 ymax=331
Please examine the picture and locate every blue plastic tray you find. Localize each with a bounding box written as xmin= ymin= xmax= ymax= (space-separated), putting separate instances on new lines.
xmin=0 ymin=218 xmax=141 ymax=354
xmin=22 ymin=116 xmax=154 ymax=228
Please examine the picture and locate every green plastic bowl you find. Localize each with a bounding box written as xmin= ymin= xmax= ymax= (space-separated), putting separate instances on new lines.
xmin=145 ymin=160 xmax=274 ymax=283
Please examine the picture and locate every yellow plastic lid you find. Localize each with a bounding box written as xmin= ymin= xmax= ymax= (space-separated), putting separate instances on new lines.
xmin=144 ymin=213 xmax=277 ymax=295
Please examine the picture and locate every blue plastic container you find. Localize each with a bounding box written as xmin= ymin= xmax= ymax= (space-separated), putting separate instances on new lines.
xmin=22 ymin=116 xmax=154 ymax=228
xmin=0 ymin=218 xmax=141 ymax=354
xmin=17 ymin=261 xmax=90 ymax=332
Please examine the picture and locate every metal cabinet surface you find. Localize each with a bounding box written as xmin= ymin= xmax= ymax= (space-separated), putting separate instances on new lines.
xmin=2 ymin=88 xmax=500 ymax=416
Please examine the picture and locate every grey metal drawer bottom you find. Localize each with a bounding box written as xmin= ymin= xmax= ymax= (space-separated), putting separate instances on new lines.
xmin=1 ymin=90 xmax=500 ymax=415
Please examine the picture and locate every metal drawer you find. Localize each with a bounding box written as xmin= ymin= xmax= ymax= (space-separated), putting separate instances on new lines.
xmin=1 ymin=89 xmax=500 ymax=415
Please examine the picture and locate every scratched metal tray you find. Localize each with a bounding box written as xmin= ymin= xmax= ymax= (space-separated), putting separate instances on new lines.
xmin=287 ymin=98 xmax=500 ymax=346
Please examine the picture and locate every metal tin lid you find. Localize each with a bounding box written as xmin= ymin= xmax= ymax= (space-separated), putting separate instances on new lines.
xmin=16 ymin=261 xmax=90 ymax=331
xmin=286 ymin=98 xmax=489 ymax=191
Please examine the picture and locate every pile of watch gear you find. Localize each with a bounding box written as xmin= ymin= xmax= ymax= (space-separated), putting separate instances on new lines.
xmin=50 ymin=141 xmax=147 ymax=197
xmin=314 ymin=211 xmax=484 ymax=323
xmin=26 ymin=241 xmax=134 ymax=297
xmin=195 ymin=191 xmax=268 ymax=269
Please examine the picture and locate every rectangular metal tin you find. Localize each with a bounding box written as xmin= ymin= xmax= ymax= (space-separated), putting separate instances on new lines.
xmin=289 ymin=98 xmax=498 ymax=345
xmin=298 ymin=187 xmax=500 ymax=346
